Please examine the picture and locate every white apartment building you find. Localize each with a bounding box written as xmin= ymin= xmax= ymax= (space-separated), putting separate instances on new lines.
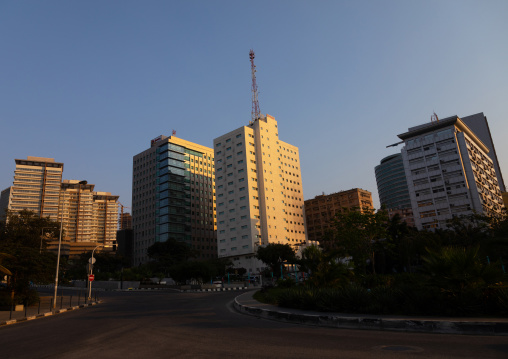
xmin=213 ymin=114 xmax=306 ymax=274
xmin=398 ymin=116 xmax=504 ymax=230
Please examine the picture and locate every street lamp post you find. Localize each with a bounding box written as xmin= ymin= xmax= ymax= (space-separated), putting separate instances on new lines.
xmin=52 ymin=200 xmax=65 ymax=310
xmin=88 ymin=245 xmax=103 ymax=301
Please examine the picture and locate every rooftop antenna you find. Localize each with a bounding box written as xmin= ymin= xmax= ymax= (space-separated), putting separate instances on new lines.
xmin=172 ymin=129 xmax=176 ymax=136
xmin=250 ymin=49 xmax=261 ymax=123
xmin=431 ymin=111 xmax=439 ymax=123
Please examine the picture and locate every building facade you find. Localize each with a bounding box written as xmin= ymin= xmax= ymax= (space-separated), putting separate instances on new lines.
xmin=213 ymin=114 xmax=306 ymax=274
xmin=375 ymin=153 xmax=411 ymax=210
xmin=398 ymin=116 xmax=504 ymax=230
xmin=58 ymin=180 xmax=119 ymax=256
xmin=304 ymin=188 xmax=374 ymax=242
xmin=461 ymin=112 xmax=505 ymax=192
xmin=119 ymin=212 xmax=132 ymax=230
xmin=132 ymin=135 xmax=216 ymax=265
xmin=2 ymin=157 xmax=63 ymax=221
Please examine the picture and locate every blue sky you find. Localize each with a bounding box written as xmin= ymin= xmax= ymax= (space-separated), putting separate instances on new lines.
xmin=1 ymin=0 xmax=507 ymax=210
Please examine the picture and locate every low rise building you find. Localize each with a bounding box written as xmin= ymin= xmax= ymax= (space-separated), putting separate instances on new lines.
xmin=304 ymin=188 xmax=374 ymax=242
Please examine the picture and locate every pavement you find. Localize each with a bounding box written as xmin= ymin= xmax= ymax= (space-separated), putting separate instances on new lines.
xmin=0 ymin=294 xmax=100 ymax=327
xmin=233 ymin=289 xmax=508 ymax=336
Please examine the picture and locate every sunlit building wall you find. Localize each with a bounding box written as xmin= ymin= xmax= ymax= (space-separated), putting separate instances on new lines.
xmin=304 ymin=188 xmax=374 ymax=242
xmin=214 ymin=114 xmax=306 ymax=274
xmin=4 ymin=157 xmax=63 ymax=221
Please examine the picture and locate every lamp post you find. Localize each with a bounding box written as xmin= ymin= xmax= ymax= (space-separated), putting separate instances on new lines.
xmin=88 ymin=245 xmax=103 ymax=301
xmin=52 ymin=196 xmax=65 ymax=310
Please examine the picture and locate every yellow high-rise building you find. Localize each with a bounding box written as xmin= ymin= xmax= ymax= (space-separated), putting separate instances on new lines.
xmin=214 ymin=114 xmax=306 ymax=274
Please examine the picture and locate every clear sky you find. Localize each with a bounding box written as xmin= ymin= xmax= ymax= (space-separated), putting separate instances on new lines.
xmin=1 ymin=0 xmax=507 ymax=210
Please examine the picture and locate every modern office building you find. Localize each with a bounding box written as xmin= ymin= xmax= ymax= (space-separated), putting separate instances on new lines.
xmin=375 ymin=153 xmax=411 ymax=210
xmin=213 ymin=114 xmax=306 ymax=274
xmin=132 ymin=135 xmax=216 ymax=265
xmin=461 ymin=112 xmax=505 ymax=192
xmin=1 ymin=157 xmax=64 ymax=221
xmin=398 ymin=115 xmax=504 ymax=230
xmin=58 ymin=180 xmax=119 ymax=257
xmin=304 ymin=188 xmax=374 ymax=242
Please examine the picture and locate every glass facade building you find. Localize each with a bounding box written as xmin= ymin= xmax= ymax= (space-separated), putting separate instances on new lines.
xmin=375 ymin=153 xmax=411 ymax=210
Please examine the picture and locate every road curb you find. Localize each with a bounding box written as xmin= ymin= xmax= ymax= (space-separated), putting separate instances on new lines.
xmin=0 ymin=301 xmax=101 ymax=327
xmin=233 ymin=292 xmax=508 ymax=336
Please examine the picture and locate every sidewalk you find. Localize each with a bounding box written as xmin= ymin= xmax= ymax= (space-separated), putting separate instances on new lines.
xmin=0 ymin=295 xmax=99 ymax=327
xmin=233 ymin=290 xmax=508 ymax=336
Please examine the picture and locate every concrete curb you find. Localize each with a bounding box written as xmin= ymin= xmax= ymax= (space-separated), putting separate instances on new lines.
xmin=233 ymin=292 xmax=508 ymax=336
xmin=116 ymin=286 xmax=251 ymax=293
xmin=0 ymin=301 xmax=101 ymax=327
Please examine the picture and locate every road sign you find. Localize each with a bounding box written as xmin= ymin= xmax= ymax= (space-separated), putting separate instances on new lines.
xmin=88 ymin=257 xmax=96 ymax=264
xmin=88 ymin=274 xmax=95 ymax=282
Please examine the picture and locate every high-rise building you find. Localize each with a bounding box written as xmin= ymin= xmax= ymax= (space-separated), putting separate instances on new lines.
xmin=461 ymin=113 xmax=505 ymax=192
xmin=132 ymin=135 xmax=216 ymax=265
xmin=213 ymin=114 xmax=306 ymax=274
xmin=58 ymin=180 xmax=119 ymax=256
xmin=0 ymin=157 xmax=119 ymax=256
xmin=304 ymin=188 xmax=374 ymax=242
xmin=375 ymin=153 xmax=411 ymax=210
xmin=2 ymin=157 xmax=63 ymax=221
xmin=398 ymin=115 xmax=504 ymax=230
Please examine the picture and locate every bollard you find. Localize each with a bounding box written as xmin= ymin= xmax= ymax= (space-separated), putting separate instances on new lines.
xmin=78 ymin=291 xmax=81 ymax=305
xmin=24 ymin=299 xmax=27 ymax=317
xmin=9 ymin=302 xmax=13 ymax=320
xmin=60 ymin=295 xmax=63 ymax=309
xmin=70 ymin=295 xmax=72 ymax=308
xmin=38 ymin=298 xmax=41 ymax=315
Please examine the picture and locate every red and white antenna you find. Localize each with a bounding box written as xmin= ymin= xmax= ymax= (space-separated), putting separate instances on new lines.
xmin=250 ymin=49 xmax=261 ymax=122
xmin=172 ymin=129 xmax=176 ymax=136
xmin=431 ymin=112 xmax=439 ymax=123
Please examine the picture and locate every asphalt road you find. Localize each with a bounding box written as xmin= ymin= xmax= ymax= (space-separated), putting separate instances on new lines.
xmin=1 ymin=290 xmax=507 ymax=359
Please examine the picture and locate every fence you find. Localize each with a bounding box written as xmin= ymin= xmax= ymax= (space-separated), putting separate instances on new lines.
xmin=1 ymin=288 xmax=99 ymax=322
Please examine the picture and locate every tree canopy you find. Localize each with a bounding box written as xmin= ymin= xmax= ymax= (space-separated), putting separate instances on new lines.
xmin=256 ymin=243 xmax=297 ymax=277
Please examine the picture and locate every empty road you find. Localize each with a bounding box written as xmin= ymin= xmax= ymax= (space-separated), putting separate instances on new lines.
xmin=1 ymin=290 xmax=507 ymax=358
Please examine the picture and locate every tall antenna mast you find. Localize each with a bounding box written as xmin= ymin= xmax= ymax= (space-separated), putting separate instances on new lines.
xmin=250 ymin=49 xmax=261 ymax=122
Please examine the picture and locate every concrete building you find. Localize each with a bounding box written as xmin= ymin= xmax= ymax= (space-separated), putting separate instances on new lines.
xmin=461 ymin=112 xmax=505 ymax=192
xmin=304 ymin=188 xmax=374 ymax=242
xmin=132 ymin=135 xmax=216 ymax=265
xmin=398 ymin=115 xmax=504 ymax=230
xmin=57 ymin=180 xmax=119 ymax=257
xmin=386 ymin=207 xmax=415 ymax=227
xmin=119 ymin=212 xmax=132 ymax=230
xmin=2 ymin=157 xmax=63 ymax=221
xmin=213 ymin=114 xmax=306 ymax=274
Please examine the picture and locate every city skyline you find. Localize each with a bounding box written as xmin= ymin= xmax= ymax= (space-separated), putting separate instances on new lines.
xmin=1 ymin=1 xmax=508 ymax=211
